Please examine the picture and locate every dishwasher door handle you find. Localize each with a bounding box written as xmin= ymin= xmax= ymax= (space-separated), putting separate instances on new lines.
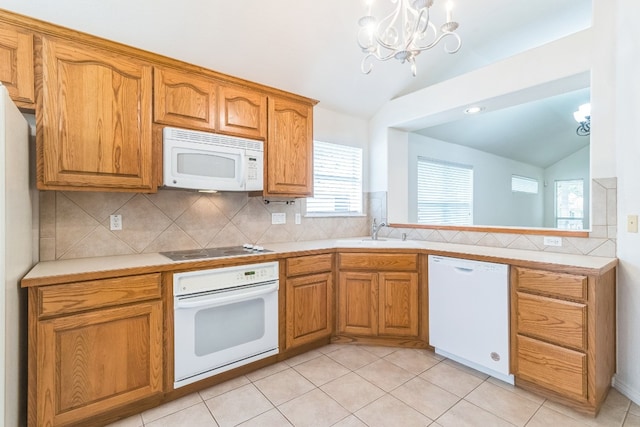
xmin=454 ymin=266 xmax=474 ymax=273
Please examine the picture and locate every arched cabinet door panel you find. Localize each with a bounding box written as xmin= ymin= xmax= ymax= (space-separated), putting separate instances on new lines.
xmin=38 ymin=36 xmax=154 ymax=192
xmin=266 ymin=96 xmax=313 ymax=197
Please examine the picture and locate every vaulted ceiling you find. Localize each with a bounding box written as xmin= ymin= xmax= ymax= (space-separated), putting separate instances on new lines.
xmin=3 ymin=1 xmax=593 ymax=166
xmin=3 ymin=0 xmax=591 ymax=118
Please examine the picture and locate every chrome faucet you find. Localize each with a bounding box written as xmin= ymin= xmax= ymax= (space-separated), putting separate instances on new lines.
xmin=371 ymin=218 xmax=387 ymax=240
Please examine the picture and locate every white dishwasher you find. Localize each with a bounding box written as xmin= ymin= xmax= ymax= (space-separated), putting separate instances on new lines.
xmin=428 ymin=255 xmax=513 ymax=384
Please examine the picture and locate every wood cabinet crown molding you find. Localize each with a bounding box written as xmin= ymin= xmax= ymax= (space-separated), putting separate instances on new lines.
xmin=0 ymin=8 xmax=318 ymax=105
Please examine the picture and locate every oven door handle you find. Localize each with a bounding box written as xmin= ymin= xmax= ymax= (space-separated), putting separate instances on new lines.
xmin=175 ymin=282 xmax=278 ymax=309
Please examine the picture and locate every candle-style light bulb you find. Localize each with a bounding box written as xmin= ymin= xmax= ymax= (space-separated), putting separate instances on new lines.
xmin=365 ymin=0 xmax=374 ymax=15
xmin=446 ymin=1 xmax=453 ymax=22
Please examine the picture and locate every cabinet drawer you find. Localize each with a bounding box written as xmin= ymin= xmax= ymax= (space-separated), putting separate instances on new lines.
xmin=516 ymin=267 xmax=587 ymax=301
xmin=339 ymin=253 xmax=418 ymax=271
xmin=516 ymin=335 xmax=587 ymax=400
xmin=37 ymin=273 xmax=162 ymax=318
xmin=286 ymin=254 xmax=333 ymax=277
xmin=517 ymin=292 xmax=587 ymax=351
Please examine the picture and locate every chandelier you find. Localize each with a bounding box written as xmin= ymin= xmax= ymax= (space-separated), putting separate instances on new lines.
xmin=357 ymin=0 xmax=462 ymax=76
xmin=573 ymin=103 xmax=591 ymax=136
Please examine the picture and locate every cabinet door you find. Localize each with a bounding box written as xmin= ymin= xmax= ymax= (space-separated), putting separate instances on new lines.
xmin=218 ymin=84 xmax=267 ymax=139
xmin=266 ymin=96 xmax=313 ymax=197
xmin=36 ymin=301 xmax=163 ymax=426
xmin=38 ymin=36 xmax=154 ymax=191
xmin=378 ymin=272 xmax=419 ymax=337
xmin=0 ymin=23 xmax=34 ymax=107
xmin=338 ymin=272 xmax=378 ymax=336
xmin=286 ymin=272 xmax=333 ymax=349
xmin=154 ymin=66 xmax=217 ymax=131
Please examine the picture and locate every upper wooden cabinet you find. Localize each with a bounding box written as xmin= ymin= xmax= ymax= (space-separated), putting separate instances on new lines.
xmin=0 ymin=22 xmax=34 ymax=108
xmin=266 ymin=96 xmax=314 ymax=197
xmin=154 ymin=66 xmax=217 ymax=131
xmin=218 ymin=83 xmax=267 ymax=139
xmin=37 ymin=36 xmax=155 ymax=192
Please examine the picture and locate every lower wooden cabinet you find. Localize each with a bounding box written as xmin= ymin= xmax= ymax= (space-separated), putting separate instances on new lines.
xmin=284 ymin=254 xmax=334 ymax=350
xmin=338 ymin=271 xmax=378 ymax=336
xmin=338 ymin=270 xmax=418 ymax=338
xmin=378 ymin=272 xmax=419 ymax=336
xmin=336 ymin=252 xmax=424 ymax=344
xmin=511 ymin=266 xmax=616 ymax=415
xmin=28 ymin=274 xmax=163 ymax=427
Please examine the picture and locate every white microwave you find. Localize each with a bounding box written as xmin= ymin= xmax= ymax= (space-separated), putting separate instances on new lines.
xmin=163 ymin=127 xmax=263 ymax=191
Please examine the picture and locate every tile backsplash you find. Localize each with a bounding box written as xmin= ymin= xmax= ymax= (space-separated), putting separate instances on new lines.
xmin=39 ymin=178 xmax=617 ymax=260
xmin=40 ymin=190 xmax=368 ymax=260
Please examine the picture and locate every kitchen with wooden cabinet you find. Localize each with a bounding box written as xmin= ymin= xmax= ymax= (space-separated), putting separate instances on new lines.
xmin=0 ymin=3 xmax=635 ymax=427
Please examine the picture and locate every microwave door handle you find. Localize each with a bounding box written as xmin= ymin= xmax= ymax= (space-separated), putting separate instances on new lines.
xmin=175 ymin=282 xmax=278 ymax=309
xmin=239 ymin=153 xmax=246 ymax=188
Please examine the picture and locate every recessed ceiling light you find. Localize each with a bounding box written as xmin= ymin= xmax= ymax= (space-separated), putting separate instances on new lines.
xmin=464 ymin=106 xmax=485 ymax=114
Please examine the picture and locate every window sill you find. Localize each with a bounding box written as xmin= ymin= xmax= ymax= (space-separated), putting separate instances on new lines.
xmin=304 ymin=213 xmax=366 ymax=218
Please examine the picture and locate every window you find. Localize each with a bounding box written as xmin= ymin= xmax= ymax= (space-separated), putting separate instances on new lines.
xmin=555 ymin=179 xmax=584 ymax=230
xmin=306 ymin=141 xmax=363 ymax=215
xmin=417 ymin=157 xmax=473 ymax=225
xmin=512 ymin=175 xmax=539 ymax=194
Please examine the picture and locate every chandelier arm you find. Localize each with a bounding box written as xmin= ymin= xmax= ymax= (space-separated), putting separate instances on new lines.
xmin=361 ymin=54 xmax=375 ymax=74
xmin=412 ymin=30 xmax=461 ymax=53
xmin=403 ymin=7 xmax=430 ymax=51
xmin=373 ymin=0 xmax=414 ymax=52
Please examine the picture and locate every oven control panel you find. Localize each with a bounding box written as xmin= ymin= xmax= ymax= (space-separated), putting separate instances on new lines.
xmin=173 ymin=261 xmax=279 ymax=296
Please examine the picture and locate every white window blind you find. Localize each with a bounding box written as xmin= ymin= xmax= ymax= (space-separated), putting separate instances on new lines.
xmin=417 ymin=157 xmax=473 ymax=225
xmin=512 ymin=175 xmax=539 ymax=194
xmin=306 ymin=141 xmax=363 ymax=215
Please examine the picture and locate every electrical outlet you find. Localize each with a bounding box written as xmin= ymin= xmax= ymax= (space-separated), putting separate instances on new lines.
xmin=271 ymin=213 xmax=286 ymax=225
xmin=628 ymin=215 xmax=638 ymax=233
xmin=295 ymin=213 xmax=301 ymax=224
xmin=543 ymin=236 xmax=562 ymax=247
xmin=109 ymin=214 xmax=122 ymax=231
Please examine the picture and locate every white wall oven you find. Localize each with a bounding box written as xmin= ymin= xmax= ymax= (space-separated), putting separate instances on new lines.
xmin=173 ymin=262 xmax=279 ymax=388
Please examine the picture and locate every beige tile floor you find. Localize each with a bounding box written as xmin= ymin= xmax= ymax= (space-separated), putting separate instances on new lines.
xmin=108 ymin=344 xmax=640 ymax=427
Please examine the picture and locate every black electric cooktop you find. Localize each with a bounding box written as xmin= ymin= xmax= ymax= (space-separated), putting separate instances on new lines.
xmin=160 ymin=245 xmax=272 ymax=261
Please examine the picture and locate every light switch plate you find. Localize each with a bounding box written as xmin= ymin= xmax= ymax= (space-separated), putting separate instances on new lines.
xmin=295 ymin=213 xmax=301 ymax=224
xmin=271 ymin=213 xmax=286 ymax=225
xmin=543 ymin=236 xmax=562 ymax=247
xmin=628 ymin=215 xmax=638 ymax=233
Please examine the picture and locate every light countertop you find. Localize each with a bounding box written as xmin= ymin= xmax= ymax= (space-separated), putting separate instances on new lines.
xmin=22 ymin=237 xmax=618 ymax=286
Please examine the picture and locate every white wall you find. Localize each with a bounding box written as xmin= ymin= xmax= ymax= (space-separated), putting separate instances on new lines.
xmin=543 ymin=146 xmax=590 ymax=228
xmin=608 ymin=0 xmax=640 ymax=405
xmin=370 ymin=30 xmax=592 ymax=223
xmin=407 ymin=134 xmax=544 ymax=226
